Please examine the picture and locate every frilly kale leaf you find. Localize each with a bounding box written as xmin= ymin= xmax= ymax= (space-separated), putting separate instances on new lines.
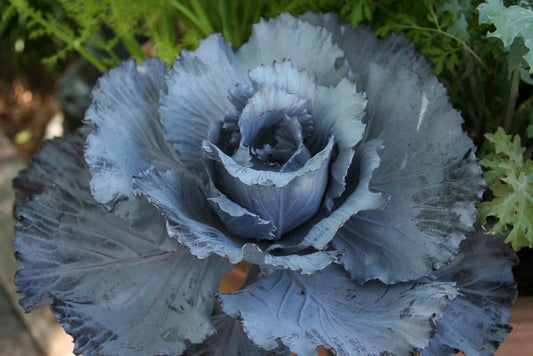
xmin=478 ymin=127 xmax=533 ymax=249
xmin=478 ymin=0 xmax=533 ymax=73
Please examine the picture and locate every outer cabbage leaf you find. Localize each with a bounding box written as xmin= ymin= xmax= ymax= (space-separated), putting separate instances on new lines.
xmin=220 ymin=265 xmax=457 ymax=356
xmin=302 ymin=13 xmax=485 ymax=283
xmin=184 ymin=304 xmax=289 ymax=356
xmin=160 ymin=34 xmax=247 ymax=177
xmin=422 ymin=229 xmax=517 ymax=355
xmin=13 ymin=131 xmax=231 ymax=356
xmin=133 ymin=167 xmax=245 ymax=264
xmin=478 ymin=0 xmax=533 ymax=73
xmin=84 ymin=59 xmax=181 ymax=212
xmin=13 ymin=126 xmax=91 ymax=203
xmin=237 ymin=13 xmax=352 ymax=87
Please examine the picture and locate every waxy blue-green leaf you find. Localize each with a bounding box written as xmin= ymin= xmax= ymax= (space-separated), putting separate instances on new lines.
xmin=184 ymin=305 xmax=290 ymax=356
xmin=134 ymin=166 xmax=338 ymax=274
xmin=271 ymin=139 xmax=385 ymax=253
xmin=84 ymin=59 xmax=181 ymax=211
xmin=220 ymin=265 xmax=457 ymax=356
xmin=237 ymin=13 xmax=352 ymax=87
xmin=133 ymin=167 xmax=245 ymax=263
xmin=422 ymin=229 xmax=517 ymax=355
xmin=14 ymin=131 xmax=231 ymax=356
xmin=208 ymin=183 xmax=277 ymax=240
xmin=302 ymin=13 xmax=485 ymax=283
xmin=160 ymin=34 xmax=247 ymax=177
xmin=14 ymin=126 xmax=91 ymax=203
xmin=203 ymin=136 xmax=333 ymax=238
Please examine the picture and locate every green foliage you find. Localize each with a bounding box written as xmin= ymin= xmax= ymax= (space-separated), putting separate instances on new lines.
xmin=370 ymin=0 xmax=483 ymax=75
xmin=439 ymin=0 xmax=473 ymax=41
xmin=478 ymin=128 xmax=533 ymax=249
xmin=2 ymin=0 xmax=489 ymax=76
xmin=338 ymin=0 xmax=373 ymax=27
xmin=4 ymin=0 xmax=187 ymax=70
xmin=478 ymin=0 xmax=533 ymax=74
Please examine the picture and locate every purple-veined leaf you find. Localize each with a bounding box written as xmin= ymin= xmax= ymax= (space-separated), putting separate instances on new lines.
xmin=302 ymin=13 xmax=485 ymax=283
xmin=422 ymin=229 xmax=517 ymax=355
xmin=203 ymin=136 xmax=333 ymax=239
xmin=14 ymin=131 xmax=231 ymax=355
xmin=134 ymin=167 xmax=337 ymax=274
xmin=220 ymin=264 xmax=457 ymax=356
xmin=13 ymin=126 xmax=91 ymax=203
xmin=184 ymin=304 xmax=290 ymax=356
xmin=237 ymin=14 xmax=351 ymax=87
xmin=84 ymin=59 xmax=181 ymax=212
xmin=160 ymin=34 xmax=247 ymax=177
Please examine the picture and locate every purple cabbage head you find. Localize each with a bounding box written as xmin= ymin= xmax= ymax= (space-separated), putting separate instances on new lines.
xmin=13 ymin=13 xmax=516 ymax=356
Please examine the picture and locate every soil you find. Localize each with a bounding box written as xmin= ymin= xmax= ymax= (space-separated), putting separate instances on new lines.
xmin=516 ymin=248 xmax=533 ymax=296
xmin=0 ymin=76 xmax=59 ymax=162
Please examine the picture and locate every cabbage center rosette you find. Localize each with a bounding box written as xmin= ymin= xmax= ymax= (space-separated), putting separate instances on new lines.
xmin=126 ymin=26 xmax=386 ymax=274
xmin=202 ymin=61 xmax=371 ymax=242
xmin=85 ymin=13 xmax=485 ymax=282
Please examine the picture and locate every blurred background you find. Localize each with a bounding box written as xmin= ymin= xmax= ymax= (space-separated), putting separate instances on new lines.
xmin=1 ymin=0 xmax=532 ymax=355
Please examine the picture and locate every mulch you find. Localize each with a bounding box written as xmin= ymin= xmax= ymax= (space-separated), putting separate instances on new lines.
xmin=0 ymin=77 xmax=59 ymax=162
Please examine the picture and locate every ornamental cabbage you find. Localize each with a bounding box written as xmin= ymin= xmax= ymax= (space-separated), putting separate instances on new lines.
xmin=13 ymin=13 xmax=516 ymax=356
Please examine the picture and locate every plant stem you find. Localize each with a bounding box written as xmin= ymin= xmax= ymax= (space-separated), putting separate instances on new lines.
xmin=425 ymin=0 xmax=441 ymax=31
xmin=168 ymin=0 xmax=212 ymax=37
xmin=190 ymin=0 xmax=214 ymax=35
xmin=468 ymin=68 xmax=484 ymax=135
xmin=218 ymin=0 xmax=232 ymax=43
xmin=391 ymin=24 xmax=489 ymax=73
xmin=121 ymin=34 xmax=146 ymax=62
xmin=239 ymin=0 xmax=251 ymax=42
xmin=482 ymin=62 xmax=495 ymax=138
xmin=504 ymin=63 xmax=522 ymax=132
